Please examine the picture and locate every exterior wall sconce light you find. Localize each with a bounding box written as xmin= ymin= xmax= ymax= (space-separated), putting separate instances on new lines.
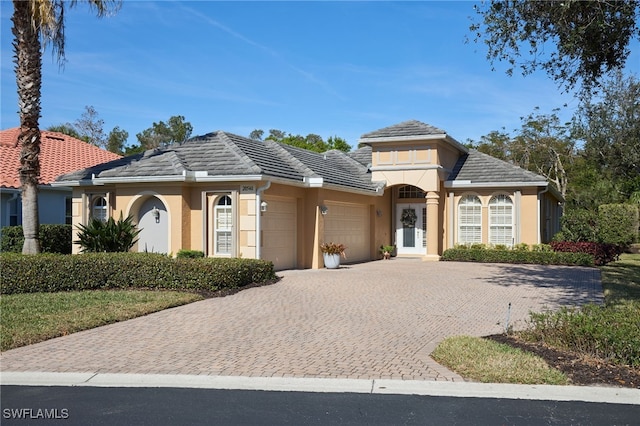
xmin=260 ymin=201 xmax=268 ymax=213
xmin=376 ymin=209 xmax=383 ymax=217
xmin=320 ymin=205 xmax=329 ymax=215
xmin=152 ymin=206 xmax=160 ymax=223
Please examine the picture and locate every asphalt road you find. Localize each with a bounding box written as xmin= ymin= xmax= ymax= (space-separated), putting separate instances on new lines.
xmin=2 ymin=386 xmax=639 ymax=425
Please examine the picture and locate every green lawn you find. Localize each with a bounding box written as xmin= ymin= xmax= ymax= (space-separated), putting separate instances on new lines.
xmin=600 ymin=253 xmax=640 ymax=305
xmin=0 ymin=290 xmax=202 ymax=351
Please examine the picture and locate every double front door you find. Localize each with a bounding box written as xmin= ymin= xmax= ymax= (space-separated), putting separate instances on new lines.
xmin=395 ymin=204 xmax=426 ymax=255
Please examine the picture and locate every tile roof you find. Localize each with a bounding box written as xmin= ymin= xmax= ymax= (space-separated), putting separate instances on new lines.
xmin=0 ymin=127 xmax=122 ymax=189
xmin=360 ymin=120 xmax=446 ymax=139
xmin=57 ymin=131 xmax=384 ymax=194
xmin=447 ymin=150 xmax=548 ymax=184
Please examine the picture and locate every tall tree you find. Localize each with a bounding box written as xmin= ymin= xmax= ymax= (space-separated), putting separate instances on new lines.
xmin=74 ymin=105 xmax=107 ymax=148
xmin=574 ymin=72 xmax=640 ymax=200
xmin=106 ymin=126 xmax=128 ymax=155
xmin=11 ymin=0 xmax=121 ymax=254
xmin=48 ymin=123 xmax=86 ymax=141
xmin=471 ymin=0 xmax=640 ymax=92
xmin=136 ymin=115 xmax=193 ymax=149
xmin=472 ymin=109 xmax=575 ymax=198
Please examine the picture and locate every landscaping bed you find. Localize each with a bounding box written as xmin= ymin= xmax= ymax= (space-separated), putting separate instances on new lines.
xmin=487 ymin=334 xmax=640 ymax=388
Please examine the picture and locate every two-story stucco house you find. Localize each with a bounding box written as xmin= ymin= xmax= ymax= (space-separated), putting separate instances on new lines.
xmin=54 ymin=120 xmax=563 ymax=269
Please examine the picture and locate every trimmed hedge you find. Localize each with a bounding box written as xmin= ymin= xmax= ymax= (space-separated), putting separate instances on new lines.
xmin=549 ymin=241 xmax=622 ymax=266
xmin=441 ymin=245 xmax=594 ymax=266
xmin=176 ymin=249 xmax=205 ymax=258
xmin=598 ymin=204 xmax=639 ymax=248
xmin=1 ymin=225 xmax=72 ymax=254
xmin=0 ymin=253 xmax=277 ymax=295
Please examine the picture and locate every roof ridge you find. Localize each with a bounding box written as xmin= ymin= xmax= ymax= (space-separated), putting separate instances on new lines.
xmin=265 ymin=140 xmax=317 ymax=177
xmin=217 ymin=131 xmax=263 ymax=174
xmin=326 ymin=148 xmax=370 ymax=170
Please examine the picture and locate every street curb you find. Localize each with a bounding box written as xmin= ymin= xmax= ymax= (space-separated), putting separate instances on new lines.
xmin=2 ymin=372 xmax=638 ymax=405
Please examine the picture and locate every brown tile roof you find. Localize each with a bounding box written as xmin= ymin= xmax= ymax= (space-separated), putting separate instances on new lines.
xmin=0 ymin=127 xmax=122 ymax=189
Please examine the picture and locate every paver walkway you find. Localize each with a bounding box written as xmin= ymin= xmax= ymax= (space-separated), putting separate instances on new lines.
xmin=0 ymin=260 xmax=603 ymax=381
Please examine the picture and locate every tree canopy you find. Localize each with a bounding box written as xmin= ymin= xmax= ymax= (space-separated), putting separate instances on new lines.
xmin=136 ymin=115 xmax=193 ymax=150
xmin=471 ymin=0 xmax=640 ymax=92
xmin=251 ymin=129 xmax=351 ymax=153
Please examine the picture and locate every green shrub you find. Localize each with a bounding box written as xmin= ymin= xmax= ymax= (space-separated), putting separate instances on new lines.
xmin=441 ymin=246 xmax=593 ymax=266
xmin=0 ymin=253 xmax=277 ymax=295
xmin=176 ymin=249 xmax=205 ymax=258
xmin=555 ymin=209 xmax=598 ymax=242
xmin=598 ymin=204 xmax=638 ymax=248
xmin=0 ymin=225 xmax=72 ymax=254
xmin=522 ymin=303 xmax=640 ymax=368
xmin=75 ymin=214 xmax=140 ymax=253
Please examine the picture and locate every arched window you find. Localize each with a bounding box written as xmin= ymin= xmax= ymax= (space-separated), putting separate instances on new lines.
xmin=215 ymin=195 xmax=232 ymax=255
xmin=92 ymin=196 xmax=108 ymax=222
xmin=489 ymin=194 xmax=513 ymax=246
xmin=458 ymin=195 xmax=482 ymax=244
xmin=398 ymin=185 xmax=426 ymax=199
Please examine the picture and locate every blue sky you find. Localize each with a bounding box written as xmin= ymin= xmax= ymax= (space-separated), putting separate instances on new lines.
xmin=1 ymin=1 xmax=638 ymax=150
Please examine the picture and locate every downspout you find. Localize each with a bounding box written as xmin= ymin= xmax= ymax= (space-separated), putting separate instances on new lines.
xmin=255 ymin=181 xmax=271 ymax=259
xmin=537 ymin=186 xmax=549 ymax=244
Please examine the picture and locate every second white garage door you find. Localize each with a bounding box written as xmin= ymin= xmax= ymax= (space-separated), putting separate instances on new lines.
xmin=261 ymin=196 xmax=297 ymax=271
xmin=324 ymin=202 xmax=370 ymax=263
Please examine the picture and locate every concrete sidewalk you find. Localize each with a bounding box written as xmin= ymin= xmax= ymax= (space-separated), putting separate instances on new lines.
xmin=1 ymin=259 xmax=613 ymax=396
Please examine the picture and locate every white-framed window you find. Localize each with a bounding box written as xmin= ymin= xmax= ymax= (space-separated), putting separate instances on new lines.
xmin=215 ymin=195 xmax=232 ymax=255
xmin=91 ymin=196 xmax=108 ymax=222
xmin=458 ymin=195 xmax=482 ymax=244
xmin=489 ymin=194 xmax=513 ymax=246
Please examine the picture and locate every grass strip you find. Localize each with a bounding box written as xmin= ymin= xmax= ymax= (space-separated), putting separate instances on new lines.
xmin=431 ymin=335 xmax=568 ymax=385
xmin=0 ymin=290 xmax=203 ymax=351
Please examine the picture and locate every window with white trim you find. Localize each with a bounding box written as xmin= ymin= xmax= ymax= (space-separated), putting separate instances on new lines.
xmin=91 ymin=196 xmax=108 ymax=222
xmin=489 ymin=194 xmax=513 ymax=246
xmin=458 ymin=195 xmax=482 ymax=244
xmin=215 ymin=195 xmax=232 ymax=255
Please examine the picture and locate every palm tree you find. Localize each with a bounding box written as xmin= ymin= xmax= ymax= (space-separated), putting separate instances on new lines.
xmin=11 ymin=0 xmax=121 ymax=254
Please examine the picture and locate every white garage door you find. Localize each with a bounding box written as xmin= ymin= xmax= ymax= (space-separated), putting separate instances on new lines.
xmin=324 ymin=202 xmax=370 ymax=263
xmin=261 ymin=197 xmax=297 ymax=271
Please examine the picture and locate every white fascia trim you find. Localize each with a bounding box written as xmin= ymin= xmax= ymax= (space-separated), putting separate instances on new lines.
xmin=444 ymin=180 xmax=549 ymax=189
xmin=322 ymin=183 xmax=385 ymax=197
xmin=51 ymin=179 xmax=98 ymax=187
xmin=304 ymin=176 xmax=324 ymax=187
xmin=370 ymin=164 xmax=445 ymax=172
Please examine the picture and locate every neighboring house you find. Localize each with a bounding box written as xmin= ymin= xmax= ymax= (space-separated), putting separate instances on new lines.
xmin=54 ymin=120 xmax=562 ymax=269
xmin=0 ymin=128 xmax=122 ymax=227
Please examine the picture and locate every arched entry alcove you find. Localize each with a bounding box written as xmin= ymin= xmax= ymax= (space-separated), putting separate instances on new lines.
xmin=394 ymin=184 xmax=427 ymax=256
xmin=136 ymin=196 xmax=169 ymax=254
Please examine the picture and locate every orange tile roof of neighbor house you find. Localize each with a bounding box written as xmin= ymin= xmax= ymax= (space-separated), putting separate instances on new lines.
xmin=0 ymin=127 xmax=122 ymax=189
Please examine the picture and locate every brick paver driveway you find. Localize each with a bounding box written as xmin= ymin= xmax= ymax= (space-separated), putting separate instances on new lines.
xmin=0 ymin=260 xmax=602 ymax=381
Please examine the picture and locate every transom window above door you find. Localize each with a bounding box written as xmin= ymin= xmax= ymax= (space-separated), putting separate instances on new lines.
xmin=398 ymin=185 xmax=426 ymax=199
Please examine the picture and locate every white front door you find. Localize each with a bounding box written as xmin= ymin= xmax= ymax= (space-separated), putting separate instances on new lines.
xmin=395 ymin=204 xmax=426 ymax=255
